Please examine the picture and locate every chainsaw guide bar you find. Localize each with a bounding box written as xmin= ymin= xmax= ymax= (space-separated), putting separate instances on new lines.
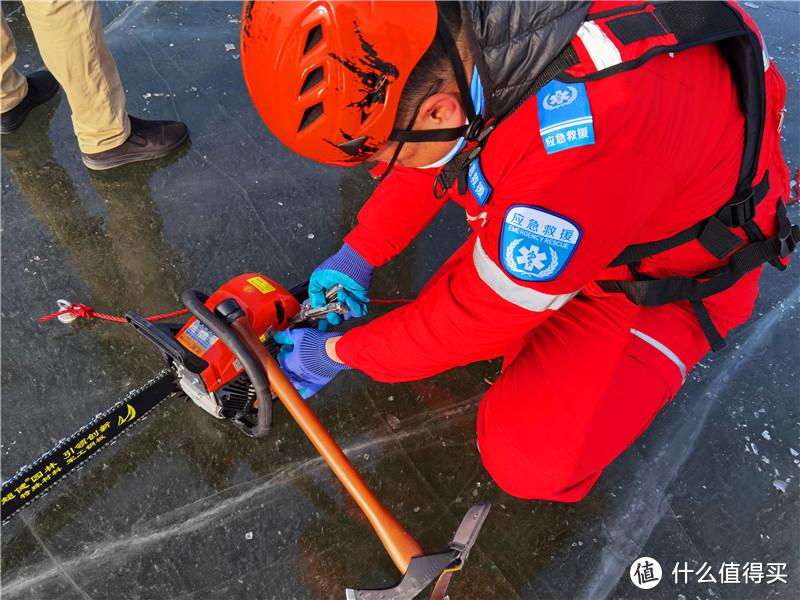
xmin=1 ymin=369 xmax=179 ymax=524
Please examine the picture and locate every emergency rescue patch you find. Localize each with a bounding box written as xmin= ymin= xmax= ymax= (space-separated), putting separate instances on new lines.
xmin=467 ymin=157 xmax=493 ymax=206
xmin=500 ymin=205 xmax=581 ymax=282
xmin=536 ymin=80 xmax=595 ymax=154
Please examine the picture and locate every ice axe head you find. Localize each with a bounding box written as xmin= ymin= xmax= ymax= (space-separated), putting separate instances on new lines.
xmin=347 ymin=502 xmax=491 ymax=600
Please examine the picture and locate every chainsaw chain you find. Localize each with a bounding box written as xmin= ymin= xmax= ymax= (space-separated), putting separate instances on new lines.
xmin=1 ymin=369 xmax=177 ymax=525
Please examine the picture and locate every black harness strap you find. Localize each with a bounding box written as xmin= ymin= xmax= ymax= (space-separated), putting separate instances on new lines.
xmin=609 ymin=174 xmax=771 ymax=267
xmin=562 ymin=1 xmax=766 ymax=198
xmin=691 ymin=300 xmax=727 ymax=352
xmin=597 ymin=199 xmax=799 ymax=304
xmin=583 ymin=2 xmax=794 ymax=351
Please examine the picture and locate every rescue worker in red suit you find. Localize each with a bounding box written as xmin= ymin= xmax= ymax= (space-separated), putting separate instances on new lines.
xmin=241 ymin=1 xmax=796 ymax=502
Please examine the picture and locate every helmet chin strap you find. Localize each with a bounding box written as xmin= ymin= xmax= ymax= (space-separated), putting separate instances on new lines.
xmin=387 ymin=7 xmax=481 ymax=146
xmin=435 ymin=12 xmax=477 ymax=129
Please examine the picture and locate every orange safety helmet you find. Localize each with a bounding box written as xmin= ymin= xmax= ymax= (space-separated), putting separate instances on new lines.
xmin=240 ymin=1 xmax=439 ymax=167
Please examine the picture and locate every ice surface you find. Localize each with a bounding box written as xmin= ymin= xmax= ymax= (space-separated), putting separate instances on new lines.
xmin=1 ymin=2 xmax=798 ymax=599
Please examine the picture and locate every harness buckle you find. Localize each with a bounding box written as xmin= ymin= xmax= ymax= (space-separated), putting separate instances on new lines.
xmin=465 ymin=116 xmax=485 ymax=142
xmin=779 ymin=224 xmax=799 ymax=259
xmin=717 ymin=187 xmax=756 ymax=228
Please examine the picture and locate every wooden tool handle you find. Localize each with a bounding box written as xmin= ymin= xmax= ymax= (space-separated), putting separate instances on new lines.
xmin=230 ymin=319 xmax=423 ymax=573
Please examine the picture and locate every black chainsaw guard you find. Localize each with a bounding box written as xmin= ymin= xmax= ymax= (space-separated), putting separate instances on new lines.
xmin=126 ymin=312 xmax=208 ymax=373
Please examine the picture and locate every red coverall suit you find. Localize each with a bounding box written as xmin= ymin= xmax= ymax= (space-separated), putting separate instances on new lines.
xmin=334 ymin=18 xmax=790 ymax=502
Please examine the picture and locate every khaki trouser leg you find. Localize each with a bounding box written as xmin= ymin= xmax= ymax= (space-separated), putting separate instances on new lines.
xmin=22 ymin=0 xmax=130 ymax=153
xmin=1 ymin=13 xmax=29 ymax=111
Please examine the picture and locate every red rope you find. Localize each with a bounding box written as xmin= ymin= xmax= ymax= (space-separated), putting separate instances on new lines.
xmin=371 ymin=299 xmax=413 ymax=305
xmin=40 ymin=298 xmax=412 ymax=324
xmin=39 ymin=304 xmax=188 ymax=323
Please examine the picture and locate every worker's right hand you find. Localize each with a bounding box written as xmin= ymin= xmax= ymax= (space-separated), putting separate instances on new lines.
xmin=309 ymin=244 xmax=373 ymax=330
xmin=274 ymin=328 xmax=349 ymax=399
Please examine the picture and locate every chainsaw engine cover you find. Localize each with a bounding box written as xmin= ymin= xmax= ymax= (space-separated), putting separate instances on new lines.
xmin=175 ymin=274 xmax=301 ymax=401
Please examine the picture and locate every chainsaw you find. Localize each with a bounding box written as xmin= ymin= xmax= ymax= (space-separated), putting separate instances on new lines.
xmin=1 ymin=273 xmax=489 ymax=600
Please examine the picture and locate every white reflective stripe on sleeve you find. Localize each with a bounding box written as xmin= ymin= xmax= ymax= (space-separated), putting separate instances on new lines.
xmin=630 ymin=328 xmax=687 ymax=382
xmin=467 ymin=211 xmax=487 ymax=222
xmin=576 ymin=21 xmax=622 ymax=71
xmin=472 ymin=237 xmax=578 ymax=312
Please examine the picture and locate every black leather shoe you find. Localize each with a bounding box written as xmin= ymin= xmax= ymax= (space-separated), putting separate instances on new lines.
xmin=82 ymin=115 xmax=189 ymax=170
xmin=0 ymin=71 xmax=60 ymax=134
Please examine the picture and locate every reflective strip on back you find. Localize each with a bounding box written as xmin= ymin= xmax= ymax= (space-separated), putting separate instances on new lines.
xmin=576 ymin=21 xmax=622 ymax=70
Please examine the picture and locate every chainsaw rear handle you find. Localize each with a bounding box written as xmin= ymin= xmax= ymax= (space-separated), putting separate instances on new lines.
xmin=181 ymin=289 xmax=273 ymax=438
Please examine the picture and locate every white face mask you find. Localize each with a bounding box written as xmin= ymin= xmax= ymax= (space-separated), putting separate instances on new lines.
xmin=417 ymin=134 xmax=467 ymax=170
xmin=417 ymin=66 xmax=485 ymax=170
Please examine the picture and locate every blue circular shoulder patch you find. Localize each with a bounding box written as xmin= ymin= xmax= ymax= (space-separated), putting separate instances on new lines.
xmin=499 ymin=205 xmax=582 ymax=282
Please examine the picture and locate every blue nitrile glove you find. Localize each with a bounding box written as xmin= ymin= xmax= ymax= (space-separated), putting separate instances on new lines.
xmin=274 ymin=328 xmax=350 ymax=399
xmin=309 ymin=243 xmax=373 ymax=330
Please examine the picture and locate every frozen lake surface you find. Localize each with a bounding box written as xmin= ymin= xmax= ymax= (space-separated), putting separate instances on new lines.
xmin=1 ymin=2 xmax=798 ymax=599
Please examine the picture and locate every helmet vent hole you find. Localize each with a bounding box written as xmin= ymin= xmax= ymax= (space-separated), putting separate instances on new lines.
xmin=298 ymin=102 xmax=324 ymax=132
xmin=300 ymin=66 xmax=325 ymax=96
xmin=303 ymin=25 xmax=323 ymax=55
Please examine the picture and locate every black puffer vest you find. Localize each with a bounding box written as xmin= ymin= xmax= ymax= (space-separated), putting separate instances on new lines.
xmin=460 ymin=1 xmax=592 ymax=123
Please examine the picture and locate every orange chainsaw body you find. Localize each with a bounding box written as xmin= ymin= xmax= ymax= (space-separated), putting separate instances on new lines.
xmin=175 ymin=274 xmax=300 ymax=394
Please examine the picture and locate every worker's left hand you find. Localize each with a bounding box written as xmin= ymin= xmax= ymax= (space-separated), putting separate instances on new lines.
xmin=274 ymin=328 xmax=350 ymax=399
xmin=309 ymin=244 xmax=373 ymax=331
